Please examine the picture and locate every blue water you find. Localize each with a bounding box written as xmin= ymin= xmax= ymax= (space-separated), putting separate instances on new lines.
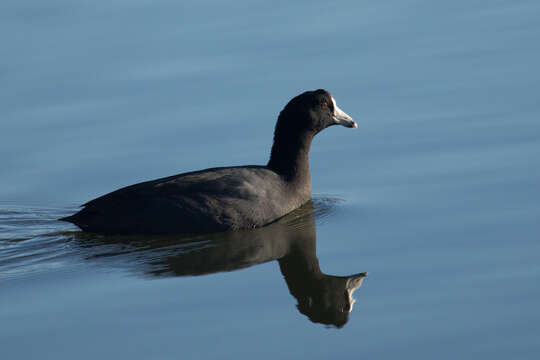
xmin=1 ymin=1 xmax=540 ymax=359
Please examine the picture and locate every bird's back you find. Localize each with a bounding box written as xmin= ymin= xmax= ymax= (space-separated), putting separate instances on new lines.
xmin=62 ymin=166 xmax=309 ymax=234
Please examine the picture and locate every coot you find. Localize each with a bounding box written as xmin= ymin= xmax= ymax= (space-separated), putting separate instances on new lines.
xmin=60 ymin=89 xmax=357 ymax=234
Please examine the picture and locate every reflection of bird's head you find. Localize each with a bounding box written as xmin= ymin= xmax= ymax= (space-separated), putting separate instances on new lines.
xmin=295 ymin=272 xmax=367 ymax=328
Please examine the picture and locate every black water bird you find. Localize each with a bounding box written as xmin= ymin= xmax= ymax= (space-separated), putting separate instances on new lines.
xmin=60 ymin=89 xmax=357 ymax=234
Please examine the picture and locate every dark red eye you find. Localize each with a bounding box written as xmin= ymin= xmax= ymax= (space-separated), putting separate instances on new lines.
xmin=321 ymin=102 xmax=327 ymax=109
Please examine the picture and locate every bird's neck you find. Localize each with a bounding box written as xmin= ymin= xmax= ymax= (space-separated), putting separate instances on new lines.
xmin=267 ymin=132 xmax=313 ymax=187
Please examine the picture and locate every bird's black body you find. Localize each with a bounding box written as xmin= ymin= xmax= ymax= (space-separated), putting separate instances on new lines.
xmin=63 ymin=166 xmax=308 ymax=234
xmin=60 ymin=89 xmax=356 ymax=234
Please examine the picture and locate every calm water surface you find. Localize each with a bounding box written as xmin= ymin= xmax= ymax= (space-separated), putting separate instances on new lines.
xmin=1 ymin=1 xmax=540 ymax=359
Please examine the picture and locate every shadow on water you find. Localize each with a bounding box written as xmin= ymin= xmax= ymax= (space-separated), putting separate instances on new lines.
xmin=77 ymin=197 xmax=368 ymax=328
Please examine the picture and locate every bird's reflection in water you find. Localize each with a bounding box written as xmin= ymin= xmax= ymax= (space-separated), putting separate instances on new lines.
xmin=79 ymin=199 xmax=367 ymax=328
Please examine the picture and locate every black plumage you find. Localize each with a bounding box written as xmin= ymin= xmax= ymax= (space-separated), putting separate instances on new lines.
xmin=60 ymin=89 xmax=357 ymax=234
